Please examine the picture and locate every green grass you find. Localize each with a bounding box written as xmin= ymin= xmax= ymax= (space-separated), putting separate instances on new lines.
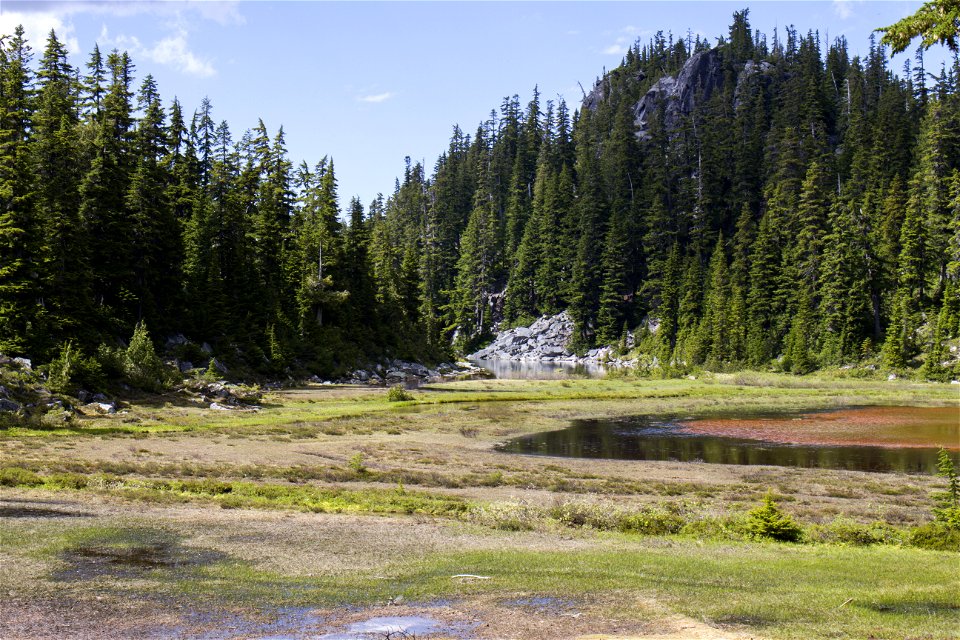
xmin=3 ymin=374 xmax=955 ymax=439
xmin=3 ymin=465 xmax=956 ymax=552
xmin=391 ymin=544 xmax=960 ymax=639
xmin=10 ymin=520 xmax=955 ymax=639
xmin=0 ymin=467 xmax=467 ymax=517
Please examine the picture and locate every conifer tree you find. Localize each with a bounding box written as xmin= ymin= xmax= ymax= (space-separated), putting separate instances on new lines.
xmin=451 ymin=157 xmax=501 ymax=346
xmin=0 ymin=26 xmax=37 ymax=353
xmin=655 ymin=243 xmax=682 ymax=364
xmin=568 ymin=112 xmax=607 ymax=352
xmin=33 ymin=29 xmax=91 ymax=350
xmin=698 ymin=234 xmax=731 ymax=367
xmin=80 ymin=49 xmax=136 ymax=327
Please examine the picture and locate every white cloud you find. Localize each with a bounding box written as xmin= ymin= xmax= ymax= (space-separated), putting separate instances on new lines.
xmin=0 ymin=10 xmax=80 ymax=54
xmin=833 ymin=0 xmax=857 ymax=20
xmin=4 ymin=1 xmax=244 ymax=25
xmin=99 ymin=25 xmax=215 ymax=78
xmin=603 ymin=43 xmax=628 ymax=56
xmin=599 ymin=25 xmax=652 ymax=57
xmin=1 ymin=1 xmax=238 ymax=76
xmin=358 ymin=92 xmax=394 ymax=104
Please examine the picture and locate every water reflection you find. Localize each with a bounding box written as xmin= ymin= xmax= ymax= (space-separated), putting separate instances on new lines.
xmin=468 ymin=358 xmax=607 ymax=379
xmin=499 ymin=416 xmax=958 ymax=473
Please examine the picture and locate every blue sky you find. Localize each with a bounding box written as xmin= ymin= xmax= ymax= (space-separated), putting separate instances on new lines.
xmin=0 ymin=1 xmax=949 ymax=210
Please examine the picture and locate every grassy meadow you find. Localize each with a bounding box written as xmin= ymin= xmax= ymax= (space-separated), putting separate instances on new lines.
xmin=0 ymin=373 xmax=957 ymax=639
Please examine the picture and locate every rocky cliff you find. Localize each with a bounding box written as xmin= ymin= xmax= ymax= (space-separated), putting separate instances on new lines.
xmin=584 ymin=47 xmax=776 ymax=140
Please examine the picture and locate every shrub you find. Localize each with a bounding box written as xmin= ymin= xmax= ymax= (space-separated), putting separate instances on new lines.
xmin=46 ymin=472 xmax=88 ymax=490
xmin=617 ymin=508 xmax=686 ymax=535
xmin=908 ymin=522 xmax=960 ymax=551
xmin=46 ymin=342 xmax=77 ymax=394
xmin=807 ymin=518 xmax=902 ymax=546
xmin=201 ymin=358 xmax=222 ymax=382
xmin=468 ymin=501 xmax=543 ymax=531
xmin=125 ymin=321 xmax=170 ymax=391
xmin=387 ymin=386 xmax=413 ymax=402
xmin=744 ymin=493 xmax=803 ymax=542
xmin=46 ymin=342 xmax=105 ymax=395
xmin=0 ymin=467 xmax=43 ymax=487
xmin=349 ymin=452 xmax=367 ymax=475
xmin=549 ymin=501 xmax=617 ymax=530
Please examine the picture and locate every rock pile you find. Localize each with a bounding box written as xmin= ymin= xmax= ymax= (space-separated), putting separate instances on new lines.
xmin=338 ymin=360 xmax=479 ymax=386
xmin=181 ymin=379 xmax=262 ymax=411
xmin=468 ymin=312 xmax=612 ymax=363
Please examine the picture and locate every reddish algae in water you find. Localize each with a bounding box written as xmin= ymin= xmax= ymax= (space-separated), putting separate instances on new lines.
xmin=681 ymin=406 xmax=959 ymax=449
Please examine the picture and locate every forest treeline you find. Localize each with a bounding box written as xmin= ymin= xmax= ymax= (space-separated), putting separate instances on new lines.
xmin=1 ymin=11 xmax=958 ymax=380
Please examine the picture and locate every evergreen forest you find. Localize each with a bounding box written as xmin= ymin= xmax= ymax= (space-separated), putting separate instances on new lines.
xmin=1 ymin=10 xmax=958 ymax=381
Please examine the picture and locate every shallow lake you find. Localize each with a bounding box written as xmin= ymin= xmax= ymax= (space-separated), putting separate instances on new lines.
xmin=499 ymin=406 xmax=959 ymax=473
xmin=468 ymin=358 xmax=607 ymax=379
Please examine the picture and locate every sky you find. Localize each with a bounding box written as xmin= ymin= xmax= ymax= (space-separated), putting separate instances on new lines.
xmin=0 ymin=1 xmax=952 ymax=210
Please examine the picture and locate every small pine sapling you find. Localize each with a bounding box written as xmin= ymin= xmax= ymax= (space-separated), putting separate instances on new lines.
xmin=933 ymin=448 xmax=960 ymax=527
xmin=745 ymin=492 xmax=803 ymax=542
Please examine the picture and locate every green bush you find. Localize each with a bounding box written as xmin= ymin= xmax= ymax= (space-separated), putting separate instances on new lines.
xmin=46 ymin=342 xmax=77 ymax=393
xmin=908 ymin=522 xmax=960 ymax=551
xmin=125 ymin=321 xmax=170 ymax=391
xmin=387 ymin=386 xmax=413 ymax=402
xmin=173 ymin=478 xmax=234 ymax=495
xmin=808 ymin=518 xmax=903 ymax=546
xmin=349 ymin=452 xmax=367 ymax=475
xmin=467 ymin=501 xmax=542 ymax=531
xmin=0 ymin=467 xmax=43 ymax=487
xmin=46 ymin=472 xmax=88 ymax=490
xmin=744 ymin=493 xmax=804 ymax=542
xmin=549 ymin=501 xmax=617 ymax=530
xmin=46 ymin=342 xmax=106 ymax=394
xmin=618 ymin=508 xmax=686 ymax=535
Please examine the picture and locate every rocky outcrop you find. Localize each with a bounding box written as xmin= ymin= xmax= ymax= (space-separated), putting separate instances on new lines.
xmin=470 ymin=312 xmax=575 ymax=361
xmin=633 ymin=49 xmax=724 ymax=140
xmin=734 ymin=59 xmax=775 ymax=110
xmin=468 ymin=312 xmax=616 ymax=364
xmin=583 ymin=48 xmax=776 ymax=141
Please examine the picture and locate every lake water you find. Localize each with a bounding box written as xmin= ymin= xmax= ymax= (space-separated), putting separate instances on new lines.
xmin=468 ymin=358 xmax=607 ymax=379
xmin=499 ymin=406 xmax=959 ymax=473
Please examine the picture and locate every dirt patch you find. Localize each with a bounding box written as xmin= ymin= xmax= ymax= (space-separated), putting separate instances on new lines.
xmin=56 ymin=529 xmax=227 ymax=582
xmin=0 ymin=505 xmax=91 ymax=518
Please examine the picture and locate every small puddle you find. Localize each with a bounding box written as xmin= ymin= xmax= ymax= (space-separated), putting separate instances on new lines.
xmin=318 ymin=615 xmax=478 ymax=639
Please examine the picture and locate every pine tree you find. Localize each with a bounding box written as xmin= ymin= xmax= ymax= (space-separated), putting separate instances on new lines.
xmin=746 ymin=209 xmax=781 ymax=365
xmin=451 ymin=157 xmax=501 ymax=347
xmin=80 ymin=49 xmax=136 ymax=328
xmin=0 ymin=26 xmax=37 ymax=353
xmin=126 ymin=75 xmax=178 ymax=329
xmin=698 ymin=234 xmax=731 ymax=368
xmin=883 ymin=177 xmax=927 ymax=368
xmin=33 ymin=30 xmax=92 ymax=350
xmin=568 ymin=111 xmax=607 ymax=352
xmin=655 ymin=243 xmax=682 ymax=364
